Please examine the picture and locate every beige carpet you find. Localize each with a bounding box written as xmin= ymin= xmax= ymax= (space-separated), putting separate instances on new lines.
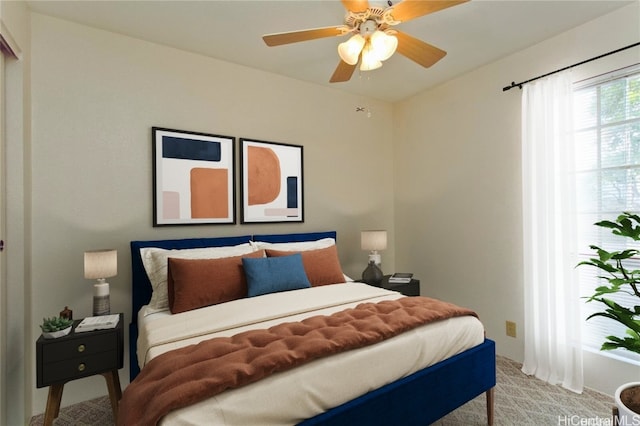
xmin=30 ymin=356 xmax=614 ymax=425
xmin=435 ymin=356 xmax=614 ymax=425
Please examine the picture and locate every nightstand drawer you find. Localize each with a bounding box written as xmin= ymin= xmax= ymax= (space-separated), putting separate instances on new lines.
xmin=42 ymin=350 xmax=118 ymax=385
xmin=42 ymin=332 xmax=117 ymax=363
xmin=380 ymin=276 xmax=421 ymax=296
xmin=385 ymin=281 xmax=420 ymax=296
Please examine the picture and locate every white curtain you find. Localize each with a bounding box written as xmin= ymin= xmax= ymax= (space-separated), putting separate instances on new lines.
xmin=521 ymin=70 xmax=583 ymax=393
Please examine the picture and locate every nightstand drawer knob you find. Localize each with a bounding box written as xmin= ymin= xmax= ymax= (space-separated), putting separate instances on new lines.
xmin=77 ymin=344 xmax=85 ymax=353
xmin=78 ymin=363 xmax=86 ymax=372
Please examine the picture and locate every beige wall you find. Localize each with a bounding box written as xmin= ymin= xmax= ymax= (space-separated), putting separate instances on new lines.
xmin=28 ymin=13 xmax=394 ymax=415
xmin=394 ymin=2 xmax=640 ymax=395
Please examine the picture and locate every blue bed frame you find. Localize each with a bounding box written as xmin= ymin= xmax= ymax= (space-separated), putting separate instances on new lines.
xmin=129 ymin=231 xmax=495 ymax=425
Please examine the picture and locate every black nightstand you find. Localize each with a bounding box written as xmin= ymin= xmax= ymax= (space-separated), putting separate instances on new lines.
xmin=380 ymin=275 xmax=420 ymax=296
xmin=36 ymin=313 xmax=123 ymax=426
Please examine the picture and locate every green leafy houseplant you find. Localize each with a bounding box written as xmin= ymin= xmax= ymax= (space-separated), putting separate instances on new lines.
xmin=578 ymin=212 xmax=640 ymax=420
xmin=578 ymin=212 xmax=640 ymax=354
xmin=40 ymin=316 xmax=73 ymax=333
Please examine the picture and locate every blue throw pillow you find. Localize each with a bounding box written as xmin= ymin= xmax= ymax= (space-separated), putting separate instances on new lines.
xmin=242 ymin=253 xmax=311 ymax=297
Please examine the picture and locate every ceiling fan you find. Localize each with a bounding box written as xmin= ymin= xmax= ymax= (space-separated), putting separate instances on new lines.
xmin=262 ymin=0 xmax=469 ymax=83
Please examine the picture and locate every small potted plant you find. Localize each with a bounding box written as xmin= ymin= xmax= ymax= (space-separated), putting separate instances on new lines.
xmin=40 ymin=316 xmax=74 ymax=339
xmin=578 ymin=212 xmax=640 ymax=425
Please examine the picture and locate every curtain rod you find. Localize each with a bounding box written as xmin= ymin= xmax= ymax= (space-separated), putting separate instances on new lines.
xmin=502 ymin=41 xmax=640 ymax=92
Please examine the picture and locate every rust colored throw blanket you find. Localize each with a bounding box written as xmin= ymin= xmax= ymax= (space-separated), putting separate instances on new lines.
xmin=118 ymin=297 xmax=477 ymax=425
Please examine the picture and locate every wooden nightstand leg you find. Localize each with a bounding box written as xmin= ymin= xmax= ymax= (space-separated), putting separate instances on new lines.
xmin=102 ymin=370 xmax=122 ymax=419
xmin=44 ymin=383 xmax=64 ymax=426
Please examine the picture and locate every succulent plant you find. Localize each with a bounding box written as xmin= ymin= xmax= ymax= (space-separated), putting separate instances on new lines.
xmin=40 ymin=316 xmax=74 ymax=333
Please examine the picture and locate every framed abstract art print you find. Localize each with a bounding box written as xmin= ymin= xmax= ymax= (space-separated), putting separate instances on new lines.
xmin=152 ymin=127 xmax=235 ymax=226
xmin=239 ymin=138 xmax=304 ymax=223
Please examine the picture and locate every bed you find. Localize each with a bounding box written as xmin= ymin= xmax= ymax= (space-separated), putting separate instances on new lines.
xmin=125 ymin=231 xmax=495 ymax=425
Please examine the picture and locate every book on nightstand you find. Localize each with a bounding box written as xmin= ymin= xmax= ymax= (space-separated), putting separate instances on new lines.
xmin=75 ymin=314 xmax=120 ymax=333
xmin=388 ymin=272 xmax=413 ymax=284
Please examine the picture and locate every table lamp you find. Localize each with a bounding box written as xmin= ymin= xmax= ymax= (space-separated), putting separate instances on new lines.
xmin=84 ymin=249 xmax=117 ymax=316
xmin=361 ymin=230 xmax=387 ymax=286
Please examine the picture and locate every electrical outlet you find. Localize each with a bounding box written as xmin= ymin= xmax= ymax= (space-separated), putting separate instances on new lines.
xmin=506 ymin=321 xmax=517 ymax=338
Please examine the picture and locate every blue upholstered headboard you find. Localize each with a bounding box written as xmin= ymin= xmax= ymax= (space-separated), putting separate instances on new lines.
xmin=129 ymin=231 xmax=337 ymax=380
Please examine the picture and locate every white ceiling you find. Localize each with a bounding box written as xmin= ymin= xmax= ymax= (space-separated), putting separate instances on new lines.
xmin=26 ymin=0 xmax=635 ymax=102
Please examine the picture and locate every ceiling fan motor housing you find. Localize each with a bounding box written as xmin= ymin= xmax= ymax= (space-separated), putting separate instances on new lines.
xmin=346 ymin=7 xmax=383 ymax=28
xmin=359 ymin=20 xmax=378 ymax=38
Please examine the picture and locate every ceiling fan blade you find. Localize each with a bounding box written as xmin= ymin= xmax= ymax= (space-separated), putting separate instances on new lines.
xmin=390 ymin=0 xmax=469 ymax=23
xmin=263 ymin=26 xmax=346 ymax=47
xmin=330 ymin=60 xmax=357 ymax=83
xmin=394 ymin=30 xmax=446 ymax=68
xmin=341 ymin=0 xmax=370 ymax=13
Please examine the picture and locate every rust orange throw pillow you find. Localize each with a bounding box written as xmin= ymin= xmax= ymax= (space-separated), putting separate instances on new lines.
xmin=167 ymin=250 xmax=264 ymax=314
xmin=265 ymin=245 xmax=345 ymax=287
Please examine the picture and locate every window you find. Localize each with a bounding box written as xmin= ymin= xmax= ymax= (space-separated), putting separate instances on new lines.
xmin=574 ymin=65 xmax=640 ymax=363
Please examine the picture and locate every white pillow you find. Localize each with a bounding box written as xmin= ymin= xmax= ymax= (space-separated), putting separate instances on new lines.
xmin=140 ymin=243 xmax=256 ymax=314
xmin=249 ymin=237 xmax=335 ymax=251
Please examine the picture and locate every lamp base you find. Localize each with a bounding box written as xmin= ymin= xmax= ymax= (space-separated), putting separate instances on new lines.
xmin=93 ymin=281 xmax=110 ymax=316
xmin=368 ymin=252 xmax=382 ymax=266
xmin=362 ymin=261 xmax=383 ymax=287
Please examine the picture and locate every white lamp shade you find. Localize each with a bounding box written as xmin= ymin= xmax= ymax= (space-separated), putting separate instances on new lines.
xmin=360 ymin=45 xmax=382 ymax=71
xmin=338 ymin=34 xmax=365 ymax=65
xmin=84 ymin=249 xmax=117 ymax=280
xmin=370 ymin=30 xmax=398 ymax=62
xmin=361 ymin=230 xmax=388 ymax=251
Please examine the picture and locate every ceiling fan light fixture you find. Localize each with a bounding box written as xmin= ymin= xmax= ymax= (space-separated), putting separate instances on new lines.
xmin=370 ymin=30 xmax=398 ymax=61
xmin=338 ymin=34 xmax=365 ymax=65
xmin=360 ymin=43 xmax=382 ymax=71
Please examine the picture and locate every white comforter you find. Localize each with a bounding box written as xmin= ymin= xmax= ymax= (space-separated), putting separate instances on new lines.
xmin=137 ymin=282 xmax=484 ymax=425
